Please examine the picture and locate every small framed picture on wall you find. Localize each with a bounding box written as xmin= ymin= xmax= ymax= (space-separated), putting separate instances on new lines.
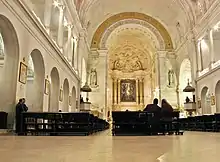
xmin=18 ymin=62 xmax=27 ymax=84
xmin=59 ymin=89 xmax=63 ymax=101
xmin=198 ymin=100 xmax=201 ymax=108
xmin=44 ymin=79 xmax=50 ymax=95
xmin=211 ymin=95 xmax=215 ymax=106
xmin=69 ymin=96 xmax=72 ymax=106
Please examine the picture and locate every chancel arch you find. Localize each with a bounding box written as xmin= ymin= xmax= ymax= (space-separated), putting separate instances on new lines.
xmin=91 ymin=12 xmax=174 ymax=51
xmin=49 ymin=67 xmax=60 ymax=112
xmin=0 ymin=14 xmax=19 ymax=127
xmin=26 ymin=49 xmax=45 ymax=112
xmin=63 ymin=78 xmax=70 ymax=112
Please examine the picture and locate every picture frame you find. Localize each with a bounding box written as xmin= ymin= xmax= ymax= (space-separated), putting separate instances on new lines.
xmin=211 ymin=95 xmax=215 ymax=106
xmin=198 ymin=100 xmax=201 ymax=108
xmin=18 ymin=62 xmax=27 ymax=84
xmin=69 ymin=96 xmax=72 ymax=106
xmin=44 ymin=79 xmax=50 ymax=95
xmin=59 ymin=89 xmax=63 ymax=101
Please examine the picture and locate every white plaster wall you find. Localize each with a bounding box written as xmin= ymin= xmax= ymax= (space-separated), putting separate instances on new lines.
xmin=0 ymin=1 xmax=81 ymax=127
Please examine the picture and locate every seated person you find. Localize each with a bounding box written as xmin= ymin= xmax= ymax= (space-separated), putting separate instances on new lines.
xmin=143 ymin=98 xmax=161 ymax=113
xmin=161 ymin=99 xmax=173 ymax=133
xmin=161 ymin=99 xmax=173 ymax=114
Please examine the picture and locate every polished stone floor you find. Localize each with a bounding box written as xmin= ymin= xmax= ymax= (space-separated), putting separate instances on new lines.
xmin=0 ymin=131 xmax=220 ymax=162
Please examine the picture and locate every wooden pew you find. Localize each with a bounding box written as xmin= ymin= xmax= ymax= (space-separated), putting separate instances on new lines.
xmin=20 ymin=112 xmax=109 ymax=136
xmin=179 ymin=113 xmax=220 ymax=132
xmin=112 ymin=111 xmax=182 ymax=136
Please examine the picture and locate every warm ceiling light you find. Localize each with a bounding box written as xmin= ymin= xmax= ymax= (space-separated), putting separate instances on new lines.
xmin=53 ymin=0 xmax=60 ymax=7
xmin=214 ymin=23 xmax=220 ymax=31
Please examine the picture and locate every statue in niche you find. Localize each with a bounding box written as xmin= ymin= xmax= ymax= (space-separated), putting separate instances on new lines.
xmin=90 ymin=68 xmax=98 ymax=88
xmin=168 ymin=69 xmax=175 ymax=87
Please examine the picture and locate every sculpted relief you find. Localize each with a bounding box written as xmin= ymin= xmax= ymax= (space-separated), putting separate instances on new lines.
xmin=109 ymin=44 xmax=152 ymax=73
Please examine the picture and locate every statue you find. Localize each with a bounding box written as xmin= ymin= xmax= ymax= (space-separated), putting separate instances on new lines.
xmin=168 ymin=69 xmax=175 ymax=87
xmin=90 ymin=68 xmax=98 ymax=88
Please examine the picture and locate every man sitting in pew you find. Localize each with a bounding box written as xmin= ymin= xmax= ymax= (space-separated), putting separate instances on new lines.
xmin=143 ymin=98 xmax=161 ymax=113
xmin=143 ymin=98 xmax=161 ymax=134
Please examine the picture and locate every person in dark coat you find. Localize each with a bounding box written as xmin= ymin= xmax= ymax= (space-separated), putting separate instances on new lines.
xmin=15 ymin=98 xmax=28 ymax=134
xmin=161 ymin=99 xmax=173 ymax=134
xmin=144 ymin=98 xmax=161 ymax=113
xmin=144 ymin=98 xmax=161 ymax=134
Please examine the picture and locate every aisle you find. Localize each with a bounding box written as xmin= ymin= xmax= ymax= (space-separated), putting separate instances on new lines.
xmin=0 ymin=131 xmax=219 ymax=162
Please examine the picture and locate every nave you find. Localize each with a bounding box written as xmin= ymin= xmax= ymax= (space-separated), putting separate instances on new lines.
xmin=0 ymin=131 xmax=219 ymax=162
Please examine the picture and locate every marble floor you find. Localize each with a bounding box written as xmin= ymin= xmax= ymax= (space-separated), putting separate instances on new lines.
xmin=0 ymin=131 xmax=220 ymax=162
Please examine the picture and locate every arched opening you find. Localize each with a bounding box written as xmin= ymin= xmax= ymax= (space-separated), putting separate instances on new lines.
xmin=215 ymin=81 xmax=220 ymax=113
xmin=201 ymin=87 xmax=211 ymax=114
xmin=0 ymin=15 xmax=19 ymax=127
xmin=49 ymin=67 xmax=60 ymax=112
xmin=71 ymin=86 xmax=76 ymax=112
xmin=179 ymin=59 xmax=192 ymax=107
xmin=26 ymin=49 xmax=45 ymax=112
xmin=63 ymin=78 xmax=69 ymax=112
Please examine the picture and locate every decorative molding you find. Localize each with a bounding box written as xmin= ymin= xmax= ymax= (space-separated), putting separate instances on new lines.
xmin=90 ymin=12 xmax=173 ymax=50
xmin=100 ymin=19 xmax=164 ymax=50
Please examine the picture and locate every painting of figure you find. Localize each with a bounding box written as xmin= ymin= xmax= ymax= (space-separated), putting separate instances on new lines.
xmin=120 ymin=79 xmax=136 ymax=102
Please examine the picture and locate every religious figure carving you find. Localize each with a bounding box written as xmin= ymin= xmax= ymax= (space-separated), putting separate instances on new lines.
xmin=120 ymin=80 xmax=136 ymax=102
xmin=111 ymin=45 xmax=146 ymax=72
xmin=90 ymin=68 xmax=98 ymax=88
xmin=168 ymin=69 xmax=175 ymax=87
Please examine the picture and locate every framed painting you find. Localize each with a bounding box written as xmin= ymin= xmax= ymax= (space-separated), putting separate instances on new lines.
xmin=211 ymin=95 xmax=215 ymax=106
xmin=44 ymin=79 xmax=50 ymax=95
xmin=59 ymin=89 xmax=63 ymax=102
xmin=69 ymin=96 xmax=72 ymax=106
xmin=198 ymin=100 xmax=201 ymax=108
xmin=120 ymin=79 xmax=136 ymax=102
xmin=18 ymin=62 xmax=27 ymax=84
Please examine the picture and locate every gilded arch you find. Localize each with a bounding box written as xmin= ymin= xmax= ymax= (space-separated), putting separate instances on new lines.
xmin=91 ymin=12 xmax=173 ymax=50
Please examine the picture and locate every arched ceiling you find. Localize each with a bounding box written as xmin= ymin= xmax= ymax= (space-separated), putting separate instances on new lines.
xmin=74 ymin=0 xmax=197 ymax=48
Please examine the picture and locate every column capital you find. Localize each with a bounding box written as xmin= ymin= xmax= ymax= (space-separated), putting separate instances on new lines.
xmin=97 ymin=49 xmax=108 ymax=57
xmin=156 ymin=50 xmax=168 ymax=58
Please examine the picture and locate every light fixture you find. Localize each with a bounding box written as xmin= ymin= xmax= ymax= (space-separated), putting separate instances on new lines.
xmin=53 ymin=0 xmax=60 ymax=7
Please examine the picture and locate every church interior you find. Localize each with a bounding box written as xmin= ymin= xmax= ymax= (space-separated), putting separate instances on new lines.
xmin=1 ymin=0 xmax=220 ymax=161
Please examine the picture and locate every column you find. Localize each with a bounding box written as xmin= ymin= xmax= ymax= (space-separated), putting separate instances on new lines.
xmin=98 ymin=49 xmax=108 ymax=119
xmin=117 ymin=79 xmax=121 ymax=106
xmin=113 ymin=78 xmax=117 ymax=105
xmin=77 ymin=36 xmax=84 ymax=76
xmin=208 ymin=29 xmax=215 ymax=67
xmin=74 ymin=37 xmax=78 ymax=71
xmin=43 ymin=0 xmax=53 ymax=33
xmin=198 ymin=41 xmax=204 ymax=70
xmin=66 ymin=25 xmax=73 ymax=61
xmin=57 ymin=5 xmax=65 ymax=49
xmin=157 ymin=51 xmax=167 ymax=102
xmin=139 ymin=78 xmax=144 ymax=106
xmin=136 ymin=79 xmax=139 ymax=105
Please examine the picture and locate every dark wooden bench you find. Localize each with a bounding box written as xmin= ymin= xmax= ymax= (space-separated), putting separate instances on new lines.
xmin=20 ymin=112 xmax=109 ymax=136
xmin=179 ymin=113 xmax=220 ymax=132
xmin=112 ymin=111 xmax=183 ymax=136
